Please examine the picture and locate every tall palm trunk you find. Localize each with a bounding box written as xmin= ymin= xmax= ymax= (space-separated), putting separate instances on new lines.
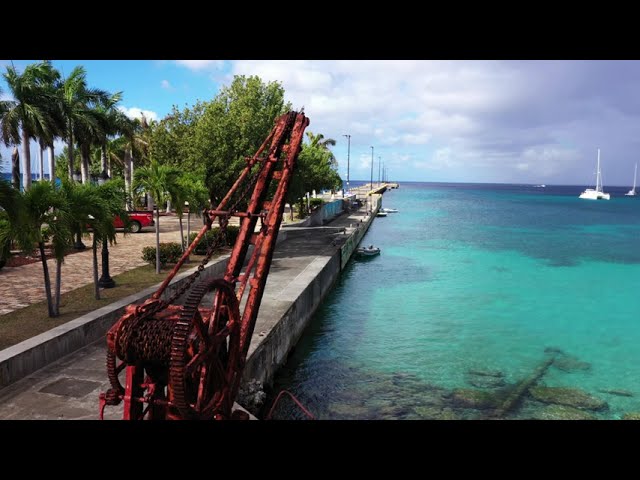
xmin=67 ymin=128 xmax=75 ymax=180
xmin=101 ymin=143 xmax=108 ymax=174
xmin=107 ymin=155 xmax=112 ymax=178
xmin=39 ymin=144 xmax=45 ymax=181
xmin=11 ymin=146 xmax=20 ymax=189
xmin=154 ymin=202 xmax=161 ymax=274
xmin=92 ymin=234 xmax=100 ymax=300
xmin=55 ymin=259 xmax=62 ymax=315
xmin=48 ymin=145 xmax=56 ymax=187
xmin=80 ymin=143 xmax=90 ymax=184
xmin=124 ymin=148 xmax=132 ymax=209
xmin=38 ymin=241 xmax=55 ymax=317
xmin=22 ymin=129 xmax=32 ymax=191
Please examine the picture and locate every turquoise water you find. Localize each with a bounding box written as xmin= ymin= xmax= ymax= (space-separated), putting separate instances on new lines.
xmin=271 ymin=183 xmax=640 ymax=420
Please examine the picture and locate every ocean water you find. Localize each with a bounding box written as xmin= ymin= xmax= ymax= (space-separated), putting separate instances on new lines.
xmin=270 ymin=182 xmax=640 ymax=420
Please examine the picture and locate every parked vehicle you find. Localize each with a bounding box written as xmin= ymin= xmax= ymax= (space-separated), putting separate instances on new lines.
xmin=114 ymin=211 xmax=155 ymax=233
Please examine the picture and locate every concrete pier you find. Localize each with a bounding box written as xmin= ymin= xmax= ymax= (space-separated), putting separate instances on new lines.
xmin=0 ymin=196 xmax=383 ymax=419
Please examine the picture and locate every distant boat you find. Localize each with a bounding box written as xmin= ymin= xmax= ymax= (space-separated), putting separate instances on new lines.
xmin=381 ymin=207 xmax=398 ymax=213
xmin=376 ymin=211 xmax=388 ymax=217
xmin=579 ymin=149 xmax=610 ymax=200
xmin=625 ymin=163 xmax=637 ymax=196
xmin=534 ymin=184 xmax=546 ymax=188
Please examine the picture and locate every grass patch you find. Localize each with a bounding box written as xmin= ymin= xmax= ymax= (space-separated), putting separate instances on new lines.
xmin=0 ymin=255 xmax=208 ymax=351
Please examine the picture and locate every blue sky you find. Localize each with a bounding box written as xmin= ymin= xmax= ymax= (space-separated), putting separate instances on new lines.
xmin=2 ymin=60 xmax=640 ymax=187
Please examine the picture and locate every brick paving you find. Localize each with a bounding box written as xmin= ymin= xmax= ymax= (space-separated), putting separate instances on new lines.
xmin=0 ymin=214 xmax=199 ymax=316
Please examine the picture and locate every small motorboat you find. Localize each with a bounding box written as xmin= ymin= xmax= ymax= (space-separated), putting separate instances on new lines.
xmin=381 ymin=207 xmax=398 ymax=213
xmin=376 ymin=211 xmax=388 ymax=217
xmin=356 ymin=245 xmax=381 ymax=256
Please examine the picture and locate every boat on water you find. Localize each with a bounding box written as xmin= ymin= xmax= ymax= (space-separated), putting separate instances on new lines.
xmin=381 ymin=207 xmax=398 ymax=213
xmin=376 ymin=211 xmax=388 ymax=217
xmin=579 ymin=149 xmax=610 ymax=200
xmin=625 ymin=163 xmax=637 ymax=196
xmin=356 ymin=245 xmax=380 ymax=257
xmin=534 ymin=184 xmax=546 ymax=188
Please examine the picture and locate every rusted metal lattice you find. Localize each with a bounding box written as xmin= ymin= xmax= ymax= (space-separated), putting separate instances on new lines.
xmin=99 ymin=111 xmax=309 ymax=420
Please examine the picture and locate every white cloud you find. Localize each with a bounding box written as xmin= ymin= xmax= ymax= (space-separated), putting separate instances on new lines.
xmin=118 ymin=106 xmax=158 ymax=122
xmin=161 ymin=79 xmax=172 ymax=90
xmin=175 ymin=60 xmax=225 ymax=71
xmin=165 ymin=59 xmax=640 ymax=183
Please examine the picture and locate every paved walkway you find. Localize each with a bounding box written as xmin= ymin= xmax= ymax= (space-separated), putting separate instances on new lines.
xmin=0 ymin=206 xmax=371 ymax=419
xmin=0 ymin=215 xmax=208 ymax=316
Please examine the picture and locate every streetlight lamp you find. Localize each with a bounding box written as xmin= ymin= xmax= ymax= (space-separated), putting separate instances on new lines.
xmin=342 ymin=134 xmax=351 ymax=197
xmin=378 ymin=156 xmax=381 ymax=187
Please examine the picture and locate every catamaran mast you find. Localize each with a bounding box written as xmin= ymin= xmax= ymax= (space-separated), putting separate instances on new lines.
xmin=596 ymin=149 xmax=601 ymax=192
xmin=633 ymin=163 xmax=637 ymax=191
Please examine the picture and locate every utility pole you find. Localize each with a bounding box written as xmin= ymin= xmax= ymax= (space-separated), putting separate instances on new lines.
xmin=343 ymin=134 xmax=351 ymax=197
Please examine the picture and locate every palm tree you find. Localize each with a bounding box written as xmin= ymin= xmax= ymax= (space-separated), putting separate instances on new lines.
xmin=17 ymin=181 xmax=71 ymax=317
xmin=57 ymin=66 xmax=110 ymax=182
xmin=133 ymin=160 xmax=180 ymax=273
xmin=306 ymin=131 xmax=337 ymax=150
xmin=178 ymin=172 xmax=209 ymax=248
xmin=10 ymin=146 xmax=20 ymax=188
xmin=110 ymin=115 xmax=148 ymax=209
xmin=1 ymin=61 xmax=61 ymax=191
xmin=95 ymin=92 xmax=123 ymax=178
xmin=95 ymin=178 xmax=129 ymax=292
xmin=0 ymin=177 xmax=23 ymax=269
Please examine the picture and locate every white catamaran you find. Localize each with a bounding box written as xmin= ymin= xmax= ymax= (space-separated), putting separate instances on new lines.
xmin=579 ymin=149 xmax=611 ymax=200
xmin=625 ymin=163 xmax=637 ymax=196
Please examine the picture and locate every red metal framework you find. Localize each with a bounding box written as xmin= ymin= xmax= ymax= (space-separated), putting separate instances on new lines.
xmin=99 ymin=111 xmax=309 ymax=420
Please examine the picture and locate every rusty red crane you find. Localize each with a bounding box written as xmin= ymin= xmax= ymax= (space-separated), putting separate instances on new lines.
xmin=99 ymin=111 xmax=309 ymax=420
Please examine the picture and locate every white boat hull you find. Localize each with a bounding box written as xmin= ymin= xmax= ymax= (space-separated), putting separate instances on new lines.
xmin=579 ymin=189 xmax=610 ymax=200
xmin=625 ymin=190 xmax=636 ymax=196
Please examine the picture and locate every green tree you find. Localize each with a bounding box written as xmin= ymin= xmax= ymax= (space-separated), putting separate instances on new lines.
xmin=16 ymin=182 xmax=71 ymax=317
xmin=177 ymin=172 xmax=209 ymax=249
xmin=286 ymin=138 xmax=343 ymax=219
xmin=0 ymin=177 xmax=22 ymax=269
xmin=1 ymin=61 xmax=62 ymax=191
xmin=88 ymin=179 xmax=129 ymax=299
xmin=57 ymin=66 xmax=111 ymax=182
xmin=133 ymin=160 xmax=180 ymax=273
xmin=190 ymin=75 xmax=290 ymax=204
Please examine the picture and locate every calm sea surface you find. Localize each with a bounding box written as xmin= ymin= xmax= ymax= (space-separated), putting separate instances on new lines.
xmin=270 ymin=182 xmax=640 ymax=420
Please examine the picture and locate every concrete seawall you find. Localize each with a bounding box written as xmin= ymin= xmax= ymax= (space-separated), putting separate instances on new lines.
xmin=0 ymin=254 xmax=231 ymax=389
xmin=0 ymin=195 xmax=382 ymax=418
xmin=243 ymin=194 xmax=380 ymax=388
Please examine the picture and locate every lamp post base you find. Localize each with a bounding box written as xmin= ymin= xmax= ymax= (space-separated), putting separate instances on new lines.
xmin=98 ymin=276 xmax=116 ymax=288
xmin=99 ymin=240 xmax=116 ymax=288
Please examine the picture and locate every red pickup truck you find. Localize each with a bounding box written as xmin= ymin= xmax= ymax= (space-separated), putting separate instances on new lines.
xmin=114 ymin=211 xmax=155 ymax=233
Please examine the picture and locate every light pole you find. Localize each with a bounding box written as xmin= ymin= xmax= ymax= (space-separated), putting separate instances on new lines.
xmin=98 ymin=172 xmax=115 ymax=288
xmin=369 ymin=146 xmax=374 ymax=213
xmin=370 ymin=146 xmax=374 ymax=191
xmin=342 ymin=134 xmax=351 ymax=197
xmin=378 ymin=156 xmax=381 ymax=187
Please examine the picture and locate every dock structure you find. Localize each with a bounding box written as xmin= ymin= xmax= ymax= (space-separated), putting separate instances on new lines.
xmin=350 ymin=182 xmax=399 ymax=198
